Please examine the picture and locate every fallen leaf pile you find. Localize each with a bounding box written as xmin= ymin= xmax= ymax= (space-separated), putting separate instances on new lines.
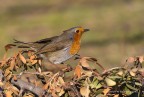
xmin=0 ymin=49 xmax=144 ymax=97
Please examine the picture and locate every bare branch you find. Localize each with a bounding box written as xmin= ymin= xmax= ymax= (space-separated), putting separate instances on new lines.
xmin=11 ymin=79 xmax=51 ymax=97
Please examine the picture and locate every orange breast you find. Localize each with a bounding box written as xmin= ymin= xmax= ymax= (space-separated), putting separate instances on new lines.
xmin=70 ymin=32 xmax=82 ymax=55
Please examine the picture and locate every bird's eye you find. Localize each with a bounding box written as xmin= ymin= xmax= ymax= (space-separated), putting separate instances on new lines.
xmin=75 ymin=30 xmax=79 ymax=33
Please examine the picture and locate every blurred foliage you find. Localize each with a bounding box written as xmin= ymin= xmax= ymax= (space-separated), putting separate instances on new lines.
xmin=0 ymin=0 xmax=144 ymax=67
xmin=0 ymin=48 xmax=144 ymax=97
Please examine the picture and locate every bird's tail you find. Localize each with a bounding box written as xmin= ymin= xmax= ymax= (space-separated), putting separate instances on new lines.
xmin=13 ymin=39 xmax=31 ymax=48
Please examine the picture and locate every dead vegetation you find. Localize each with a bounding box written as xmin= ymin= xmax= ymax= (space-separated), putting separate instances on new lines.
xmin=0 ymin=46 xmax=144 ymax=97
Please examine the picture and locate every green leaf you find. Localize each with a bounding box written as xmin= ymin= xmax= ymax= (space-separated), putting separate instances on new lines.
xmin=96 ymin=94 xmax=106 ymax=97
xmin=89 ymin=77 xmax=102 ymax=89
xmin=117 ymin=70 xmax=123 ymax=76
xmin=108 ymin=76 xmax=122 ymax=79
xmin=124 ymin=87 xmax=133 ymax=96
xmin=64 ymin=93 xmax=69 ymax=97
xmin=105 ymin=77 xmax=116 ymax=86
xmin=135 ymin=82 xmax=142 ymax=86
xmin=95 ymin=89 xmax=104 ymax=96
xmin=95 ymin=83 xmax=102 ymax=89
xmin=126 ymin=84 xmax=138 ymax=91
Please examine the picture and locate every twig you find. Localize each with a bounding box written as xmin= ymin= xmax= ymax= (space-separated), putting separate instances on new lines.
xmin=95 ymin=61 xmax=105 ymax=71
xmin=63 ymin=82 xmax=81 ymax=97
xmin=71 ymin=84 xmax=81 ymax=97
xmin=12 ymin=71 xmax=53 ymax=78
xmin=102 ymin=67 xmax=125 ymax=75
xmin=11 ymin=78 xmax=51 ymax=97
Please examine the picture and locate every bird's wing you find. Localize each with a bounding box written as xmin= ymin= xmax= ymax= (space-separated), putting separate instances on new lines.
xmin=36 ymin=42 xmax=65 ymax=54
xmin=14 ymin=39 xmax=33 ymax=48
xmin=34 ymin=36 xmax=58 ymax=44
xmin=36 ymin=38 xmax=71 ymax=54
xmin=14 ymin=36 xmax=58 ymax=49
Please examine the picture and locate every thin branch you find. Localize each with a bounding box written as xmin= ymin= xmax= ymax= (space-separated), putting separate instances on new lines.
xmin=11 ymin=79 xmax=51 ymax=97
xmin=101 ymin=67 xmax=125 ymax=75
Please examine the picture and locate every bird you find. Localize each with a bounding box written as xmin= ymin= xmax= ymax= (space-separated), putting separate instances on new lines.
xmin=14 ymin=26 xmax=89 ymax=64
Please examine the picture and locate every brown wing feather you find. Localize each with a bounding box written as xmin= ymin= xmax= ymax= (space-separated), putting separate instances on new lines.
xmin=34 ymin=36 xmax=58 ymax=44
xmin=14 ymin=36 xmax=58 ymax=49
xmin=36 ymin=42 xmax=65 ymax=54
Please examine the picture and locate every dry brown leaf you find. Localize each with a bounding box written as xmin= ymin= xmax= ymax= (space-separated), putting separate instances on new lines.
xmin=11 ymin=86 xmax=19 ymax=96
xmin=5 ymin=44 xmax=16 ymax=52
xmin=103 ymin=88 xmax=111 ymax=96
xmin=80 ymin=57 xmax=89 ymax=68
xmin=58 ymin=77 xmax=65 ymax=84
xmin=6 ymin=73 xmax=12 ymax=81
xmin=52 ymin=92 xmax=59 ymax=97
xmin=31 ymin=60 xmax=37 ymax=65
xmin=14 ymin=65 xmax=19 ymax=70
xmin=51 ymin=89 xmax=59 ymax=97
xmin=117 ymin=71 xmax=123 ymax=76
xmin=5 ymin=90 xmax=13 ymax=97
xmin=43 ymin=82 xmax=49 ymax=90
xmin=9 ymin=59 xmax=15 ymax=70
xmin=80 ymin=86 xmax=90 ymax=97
xmin=23 ymin=93 xmax=34 ymax=97
xmin=4 ymin=69 xmax=11 ymax=77
xmin=138 ymin=56 xmax=144 ymax=63
xmin=80 ymin=57 xmax=105 ymax=71
xmin=38 ymin=67 xmax=42 ymax=73
xmin=4 ymin=82 xmax=11 ymax=88
xmin=19 ymin=53 xmax=27 ymax=64
xmin=131 ymin=68 xmax=138 ymax=72
xmin=114 ymin=94 xmax=119 ymax=97
xmin=2 ymin=53 xmax=7 ymax=61
xmin=105 ymin=78 xmax=116 ymax=86
xmin=30 ymin=55 xmax=36 ymax=60
xmin=28 ymin=50 xmax=33 ymax=57
xmin=58 ymin=88 xmax=65 ymax=96
xmin=88 ymin=57 xmax=98 ymax=62
xmin=141 ymin=71 xmax=144 ymax=77
xmin=0 ymin=81 xmax=4 ymax=86
xmin=74 ymin=65 xmax=82 ymax=78
xmin=13 ymin=75 xmax=17 ymax=81
xmin=129 ymin=71 xmax=136 ymax=76
xmin=27 ymin=59 xmax=32 ymax=64
xmin=126 ymin=57 xmax=135 ymax=63
xmin=38 ymin=60 xmax=42 ymax=66
xmin=0 ymin=61 xmax=6 ymax=68
xmin=55 ymin=86 xmax=61 ymax=92
xmin=139 ymin=68 xmax=144 ymax=72
xmin=83 ymin=71 xmax=93 ymax=77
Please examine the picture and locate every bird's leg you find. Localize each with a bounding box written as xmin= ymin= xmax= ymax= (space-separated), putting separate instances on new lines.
xmin=74 ymin=54 xmax=81 ymax=60
xmin=59 ymin=62 xmax=73 ymax=72
xmin=60 ymin=62 xmax=64 ymax=64
xmin=62 ymin=64 xmax=73 ymax=73
xmin=75 ymin=54 xmax=80 ymax=57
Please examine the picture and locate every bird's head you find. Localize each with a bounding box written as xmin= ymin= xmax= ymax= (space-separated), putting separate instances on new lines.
xmin=62 ymin=26 xmax=89 ymax=55
xmin=62 ymin=26 xmax=89 ymax=40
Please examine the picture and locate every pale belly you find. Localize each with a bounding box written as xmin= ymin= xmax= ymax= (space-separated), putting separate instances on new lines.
xmin=47 ymin=47 xmax=74 ymax=64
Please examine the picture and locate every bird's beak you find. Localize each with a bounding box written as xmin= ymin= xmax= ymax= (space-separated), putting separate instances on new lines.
xmin=84 ymin=29 xmax=90 ymax=32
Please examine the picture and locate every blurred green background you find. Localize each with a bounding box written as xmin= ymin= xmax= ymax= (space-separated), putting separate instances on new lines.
xmin=0 ymin=0 xmax=144 ymax=68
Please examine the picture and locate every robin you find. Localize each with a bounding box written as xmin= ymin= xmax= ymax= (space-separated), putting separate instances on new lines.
xmin=14 ymin=26 xmax=89 ymax=64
